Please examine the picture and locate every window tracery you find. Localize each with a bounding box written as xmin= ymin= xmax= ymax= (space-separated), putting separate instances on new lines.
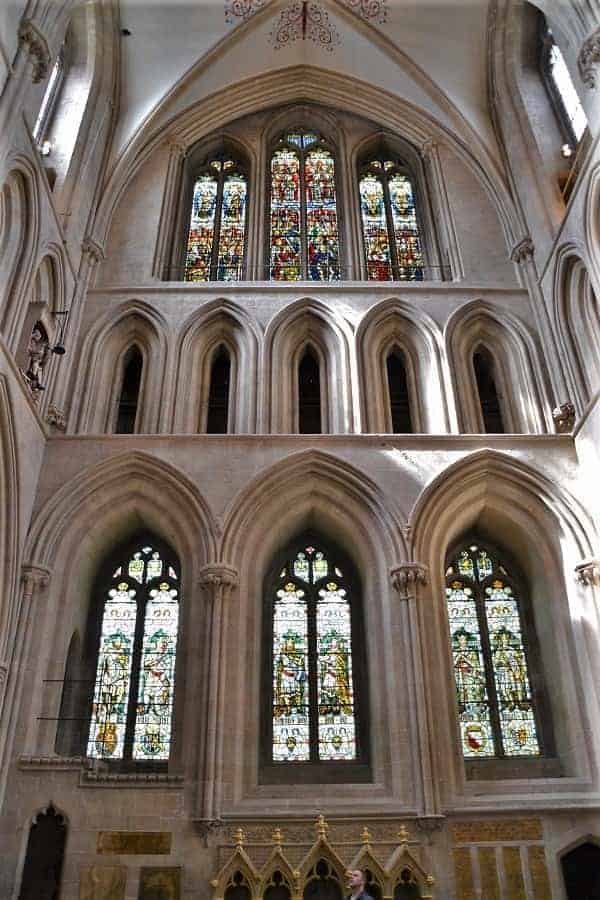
xmin=86 ymin=540 xmax=180 ymax=763
xmin=269 ymin=131 xmax=340 ymax=281
xmin=445 ymin=541 xmax=542 ymax=760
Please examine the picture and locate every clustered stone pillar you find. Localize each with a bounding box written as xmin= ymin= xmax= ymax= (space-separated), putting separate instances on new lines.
xmin=390 ymin=562 xmax=437 ymax=815
xmin=198 ymin=563 xmax=239 ymax=823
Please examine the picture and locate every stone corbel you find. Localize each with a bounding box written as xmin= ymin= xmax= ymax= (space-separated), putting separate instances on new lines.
xmin=46 ymin=404 xmax=67 ymax=432
xmin=167 ymin=138 xmax=188 ymax=160
xmin=199 ymin=564 xmax=239 ymax=594
xmin=552 ymin=402 xmax=575 ymax=433
xmin=390 ymin=563 xmax=428 ymax=600
xmin=510 ymin=236 xmax=534 ymax=265
xmin=18 ymin=19 xmax=50 ymax=83
xmin=81 ymin=236 xmax=106 ymax=267
xmin=579 ymin=27 xmax=600 ymax=89
xmin=21 ymin=564 xmax=51 ymax=599
xmin=575 ymin=559 xmax=600 ymax=587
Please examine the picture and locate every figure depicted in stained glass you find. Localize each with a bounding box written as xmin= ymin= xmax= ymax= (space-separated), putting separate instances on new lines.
xmin=87 ymin=543 xmax=180 ymax=763
xmin=271 ymin=543 xmax=358 ymax=762
xmin=270 ymin=133 xmax=340 ymax=281
xmin=359 ymin=156 xmax=424 ymax=281
xmin=185 ymin=159 xmax=247 ymax=281
xmin=445 ymin=542 xmax=541 ymax=758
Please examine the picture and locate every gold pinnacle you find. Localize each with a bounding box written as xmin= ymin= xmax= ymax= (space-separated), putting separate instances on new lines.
xmin=272 ymin=827 xmax=284 ymax=845
xmin=316 ymin=814 xmax=329 ymax=837
xmin=397 ymin=824 xmax=410 ymax=843
xmin=426 ymin=875 xmax=435 ymax=886
xmin=233 ymin=827 xmax=245 ymax=846
xmin=361 ymin=826 xmax=371 ymax=844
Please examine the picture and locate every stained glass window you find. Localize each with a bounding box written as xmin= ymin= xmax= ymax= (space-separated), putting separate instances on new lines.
xmin=87 ymin=541 xmax=180 ymax=762
xmin=359 ymin=157 xmax=424 ymax=281
xmin=271 ymin=542 xmax=359 ymax=762
xmin=185 ymin=158 xmax=247 ymax=281
xmin=270 ymin=132 xmax=340 ymax=281
xmin=445 ymin=542 xmax=541 ymax=759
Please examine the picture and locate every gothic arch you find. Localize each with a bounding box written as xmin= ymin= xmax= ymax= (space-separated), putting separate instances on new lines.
xmin=70 ymin=300 xmax=169 ymax=433
xmin=0 ymin=164 xmax=40 ymax=348
xmin=173 ymin=299 xmax=260 ymax=433
xmin=553 ymin=245 xmax=600 ymax=411
xmin=408 ymin=449 xmax=598 ymax=795
xmin=356 ymin=298 xmax=449 ymax=433
xmin=263 ymin=299 xmax=355 ymax=433
xmin=445 ymin=299 xmax=552 ymax=433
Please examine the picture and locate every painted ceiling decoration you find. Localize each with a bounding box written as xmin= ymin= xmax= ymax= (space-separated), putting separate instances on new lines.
xmin=225 ymin=0 xmax=387 ymax=31
xmin=344 ymin=0 xmax=387 ymax=23
xmin=269 ymin=1 xmax=341 ymax=51
xmin=224 ymin=0 xmax=268 ymax=23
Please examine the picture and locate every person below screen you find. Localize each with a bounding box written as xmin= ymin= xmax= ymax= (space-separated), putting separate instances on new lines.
xmin=346 ymin=870 xmax=373 ymax=900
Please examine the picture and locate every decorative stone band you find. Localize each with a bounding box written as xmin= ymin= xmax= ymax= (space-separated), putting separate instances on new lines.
xmin=18 ymin=19 xmax=50 ymax=84
xmin=390 ymin=563 xmax=428 ymax=600
xmin=82 ymin=770 xmax=184 ymax=787
xmin=579 ymin=27 xmax=600 ymax=89
xmin=575 ymin=559 xmax=600 ymax=587
xmin=19 ymin=754 xmax=89 ymax=770
xmin=198 ymin=564 xmax=239 ymax=592
xmin=510 ymin=236 xmax=534 ymax=264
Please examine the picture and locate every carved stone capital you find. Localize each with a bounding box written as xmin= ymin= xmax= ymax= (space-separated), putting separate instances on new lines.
xmin=196 ymin=818 xmax=224 ymax=841
xmin=167 ymin=137 xmax=188 ymax=158
xmin=420 ymin=139 xmax=438 ymax=160
xmin=575 ymin=559 xmax=600 ymax=587
xmin=417 ymin=815 xmax=446 ymax=834
xmin=199 ymin=564 xmax=239 ymax=592
xmin=21 ymin=564 xmax=51 ymax=595
xmin=19 ymin=19 xmax=50 ymax=83
xmin=579 ymin=27 xmax=600 ymax=89
xmin=552 ymin=402 xmax=576 ymax=433
xmin=391 ymin=563 xmax=428 ymax=599
xmin=510 ymin=236 xmax=534 ymax=264
xmin=81 ymin=236 xmax=105 ymax=265
xmin=46 ymin=404 xmax=67 ymax=431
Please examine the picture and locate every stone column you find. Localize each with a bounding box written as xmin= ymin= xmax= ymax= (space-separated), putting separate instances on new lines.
xmin=0 ymin=565 xmax=50 ymax=805
xmin=198 ymin=563 xmax=239 ymax=822
xmin=421 ymin=139 xmax=463 ymax=281
xmin=390 ymin=562 xmax=438 ymax=815
xmin=153 ymin=139 xmax=187 ymax=280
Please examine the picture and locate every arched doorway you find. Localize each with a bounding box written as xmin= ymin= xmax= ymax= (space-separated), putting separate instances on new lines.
xmin=562 ymin=842 xmax=600 ymax=899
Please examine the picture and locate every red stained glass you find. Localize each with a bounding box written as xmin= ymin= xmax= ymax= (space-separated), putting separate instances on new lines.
xmin=185 ymin=161 xmax=247 ymax=281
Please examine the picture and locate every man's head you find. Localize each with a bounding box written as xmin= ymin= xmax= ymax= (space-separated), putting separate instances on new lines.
xmin=346 ymin=870 xmax=365 ymax=894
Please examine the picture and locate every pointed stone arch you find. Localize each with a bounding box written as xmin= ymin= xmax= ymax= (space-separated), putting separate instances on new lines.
xmin=211 ymin=845 xmax=261 ymax=900
xmin=445 ymin=299 xmax=552 ymax=433
xmin=356 ymin=298 xmax=449 ymax=433
xmin=0 ymin=376 xmax=20 ymax=691
xmin=0 ymin=163 xmax=40 ymax=348
xmin=264 ymin=299 xmax=355 ymax=433
xmin=173 ymin=299 xmax=260 ymax=433
xmin=258 ymin=848 xmax=299 ymax=900
xmin=70 ymin=300 xmax=169 ymax=433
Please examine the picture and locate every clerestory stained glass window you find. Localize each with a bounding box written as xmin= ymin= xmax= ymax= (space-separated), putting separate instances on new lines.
xmin=445 ymin=542 xmax=541 ymax=759
xmin=359 ymin=157 xmax=424 ymax=281
xmin=87 ymin=541 xmax=179 ymax=762
xmin=185 ymin=158 xmax=247 ymax=281
xmin=270 ymin=542 xmax=358 ymax=762
xmin=269 ymin=132 xmax=340 ymax=281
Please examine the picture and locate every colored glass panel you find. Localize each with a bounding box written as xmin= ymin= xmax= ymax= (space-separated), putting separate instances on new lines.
xmin=133 ymin=582 xmax=179 ymax=760
xmin=270 ymin=148 xmax=301 ymax=281
xmin=293 ymin=552 xmax=310 ymax=583
xmin=87 ymin=582 xmax=137 ymax=758
xmin=128 ymin=553 xmax=144 ymax=583
xmin=476 ymin=548 xmax=493 ymax=581
xmin=146 ymin=551 xmax=163 ymax=582
xmin=317 ymin=582 xmax=356 ymax=759
xmin=447 ymin=581 xmax=495 ymax=757
xmin=305 ymin=149 xmax=340 ymax=281
xmin=388 ymin=174 xmax=423 ymax=280
xmin=217 ymin=173 xmax=247 ymax=281
xmin=313 ymin=551 xmax=328 ymax=582
xmin=485 ymin=580 xmax=540 ymax=756
xmin=457 ymin=550 xmax=475 ymax=580
xmin=272 ymin=583 xmax=309 ymax=760
xmin=360 ymin=174 xmax=392 ymax=280
xmin=185 ymin=175 xmax=217 ymax=281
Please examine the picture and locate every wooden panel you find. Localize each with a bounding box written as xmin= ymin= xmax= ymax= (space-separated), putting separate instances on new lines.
xmin=453 ymin=847 xmax=476 ymax=900
xmin=503 ymin=847 xmax=526 ymax=900
xmin=138 ymin=867 xmax=181 ymax=899
xmin=97 ymin=832 xmax=172 ymax=855
xmin=478 ymin=847 xmax=500 ymax=900
xmin=452 ymin=819 xmax=543 ymax=843
xmin=528 ymin=846 xmax=552 ymax=900
xmin=79 ymin=865 xmax=126 ymax=900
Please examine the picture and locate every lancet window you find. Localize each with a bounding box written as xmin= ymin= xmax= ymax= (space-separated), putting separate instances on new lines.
xmin=359 ymin=156 xmax=424 ymax=281
xmin=540 ymin=19 xmax=587 ymax=147
xmin=269 ymin=131 xmax=340 ymax=281
xmin=473 ymin=349 xmax=505 ymax=433
xmin=267 ymin=541 xmax=365 ymax=766
xmin=445 ymin=542 xmax=542 ymax=760
xmin=86 ymin=540 xmax=180 ymax=763
xmin=115 ymin=346 xmax=143 ymax=434
xmin=185 ymin=157 xmax=248 ymax=281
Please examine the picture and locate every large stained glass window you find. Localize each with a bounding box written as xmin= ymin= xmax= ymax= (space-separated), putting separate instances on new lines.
xmin=445 ymin=542 xmax=541 ymax=759
xmin=271 ymin=542 xmax=358 ymax=762
xmin=270 ymin=132 xmax=340 ymax=281
xmin=359 ymin=157 xmax=424 ymax=281
xmin=87 ymin=541 xmax=180 ymax=763
xmin=185 ymin=158 xmax=247 ymax=281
